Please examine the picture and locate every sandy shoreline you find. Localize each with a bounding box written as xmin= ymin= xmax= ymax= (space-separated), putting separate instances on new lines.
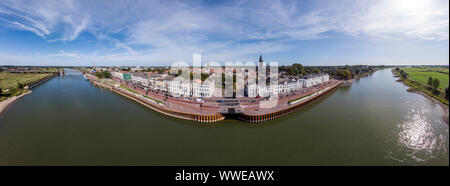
xmin=0 ymin=91 xmax=32 ymax=116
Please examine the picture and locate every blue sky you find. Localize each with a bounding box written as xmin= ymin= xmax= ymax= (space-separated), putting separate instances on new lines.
xmin=0 ymin=0 xmax=448 ymax=66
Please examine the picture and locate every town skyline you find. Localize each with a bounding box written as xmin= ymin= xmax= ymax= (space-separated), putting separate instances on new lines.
xmin=0 ymin=0 xmax=449 ymax=66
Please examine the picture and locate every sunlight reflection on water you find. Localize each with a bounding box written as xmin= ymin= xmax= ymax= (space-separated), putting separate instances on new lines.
xmin=400 ymin=114 xmax=435 ymax=151
xmin=390 ymin=104 xmax=445 ymax=164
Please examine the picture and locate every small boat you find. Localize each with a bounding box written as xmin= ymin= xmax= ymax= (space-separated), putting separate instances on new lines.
xmin=83 ymin=74 xmax=89 ymax=80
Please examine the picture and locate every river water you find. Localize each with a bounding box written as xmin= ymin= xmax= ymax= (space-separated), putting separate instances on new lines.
xmin=0 ymin=69 xmax=448 ymax=165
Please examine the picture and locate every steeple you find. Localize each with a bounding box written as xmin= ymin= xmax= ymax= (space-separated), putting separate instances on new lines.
xmin=259 ymin=54 xmax=263 ymax=63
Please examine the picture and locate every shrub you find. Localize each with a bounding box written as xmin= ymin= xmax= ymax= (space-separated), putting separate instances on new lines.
xmin=432 ymin=78 xmax=440 ymax=92
xmin=445 ymin=87 xmax=448 ymax=100
xmin=17 ymin=83 xmax=24 ymax=89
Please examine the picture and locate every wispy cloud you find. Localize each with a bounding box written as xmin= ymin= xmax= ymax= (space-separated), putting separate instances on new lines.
xmin=0 ymin=0 xmax=448 ymax=65
xmin=0 ymin=0 xmax=89 ymax=41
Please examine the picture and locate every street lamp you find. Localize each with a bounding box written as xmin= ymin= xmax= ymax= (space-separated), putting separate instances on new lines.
xmin=288 ymin=94 xmax=291 ymax=107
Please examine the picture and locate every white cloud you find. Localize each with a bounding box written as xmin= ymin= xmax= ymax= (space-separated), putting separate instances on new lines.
xmin=0 ymin=17 xmax=46 ymax=38
xmin=0 ymin=0 xmax=89 ymax=41
xmin=0 ymin=0 xmax=448 ymax=65
xmin=262 ymin=0 xmax=449 ymax=41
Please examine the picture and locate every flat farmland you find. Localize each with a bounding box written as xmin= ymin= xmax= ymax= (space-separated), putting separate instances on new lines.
xmin=0 ymin=72 xmax=52 ymax=90
xmin=401 ymin=67 xmax=449 ymax=90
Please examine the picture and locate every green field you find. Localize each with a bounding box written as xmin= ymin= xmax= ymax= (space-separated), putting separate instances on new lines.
xmin=393 ymin=68 xmax=448 ymax=106
xmin=401 ymin=67 xmax=449 ymax=90
xmin=0 ymin=72 xmax=53 ymax=101
xmin=0 ymin=72 xmax=52 ymax=89
xmin=39 ymin=67 xmax=60 ymax=72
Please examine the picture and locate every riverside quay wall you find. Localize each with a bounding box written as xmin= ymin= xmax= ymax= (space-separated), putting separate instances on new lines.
xmin=26 ymin=74 xmax=59 ymax=89
xmin=238 ymin=81 xmax=342 ymax=123
xmin=87 ymin=74 xmax=341 ymax=123
xmin=86 ymin=75 xmax=225 ymax=123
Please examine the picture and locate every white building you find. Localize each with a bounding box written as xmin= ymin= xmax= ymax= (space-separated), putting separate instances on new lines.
xmin=148 ymin=74 xmax=169 ymax=91
xmin=248 ymin=78 xmax=303 ymax=97
xmin=192 ymin=80 xmax=215 ymax=97
xmin=248 ymin=74 xmax=329 ymax=97
xmin=322 ymin=74 xmax=329 ymax=82
xmin=302 ymin=74 xmax=329 ymax=88
xmin=111 ymin=71 xmax=123 ymax=79
xmin=166 ymin=79 xmax=191 ymax=97
xmin=166 ymin=79 xmax=214 ymax=97
xmin=131 ymin=74 xmax=150 ymax=87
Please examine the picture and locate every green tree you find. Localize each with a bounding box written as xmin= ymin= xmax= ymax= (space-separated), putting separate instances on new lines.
xmin=102 ymin=71 xmax=111 ymax=78
xmin=201 ymin=74 xmax=210 ymax=81
xmin=336 ymin=70 xmax=352 ymax=80
xmin=445 ymin=86 xmax=448 ymax=100
xmin=313 ymin=67 xmax=320 ymax=73
xmin=94 ymin=71 xmax=104 ymax=78
xmin=0 ymin=87 xmax=2 ymax=95
xmin=292 ymin=63 xmax=305 ymax=75
xmin=399 ymin=70 xmax=407 ymax=78
xmin=286 ymin=66 xmax=299 ymax=76
xmin=428 ymin=77 xmax=433 ymax=87
xmin=346 ymin=70 xmax=352 ymax=79
xmin=17 ymin=83 xmax=24 ymax=89
xmin=432 ymin=78 xmax=440 ymax=92
xmin=279 ymin=65 xmax=286 ymax=72
xmin=286 ymin=67 xmax=294 ymax=76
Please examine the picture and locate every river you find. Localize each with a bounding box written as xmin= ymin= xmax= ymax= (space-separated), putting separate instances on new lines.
xmin=0 ymin=69 xmax=448 ymax=165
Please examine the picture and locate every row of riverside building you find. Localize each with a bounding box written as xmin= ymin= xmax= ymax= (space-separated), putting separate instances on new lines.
xmin=111 ymin=71 xmax=215 ymax=98
xmin=247 ymin=73 xmax=329 ymax=97
xmin=110 ymin=55 xmax=330 ymax=98
xmin=112 ymin=70 xmax=329 ymax=98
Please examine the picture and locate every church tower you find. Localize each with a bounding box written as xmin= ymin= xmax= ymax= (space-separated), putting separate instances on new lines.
xmin=258 ymin=54 xmax=263 ymax=70
xmin=258 ymin=54 xmax=264 ymax=77
xmin=257 ymin=54 xmax=265 ymax=86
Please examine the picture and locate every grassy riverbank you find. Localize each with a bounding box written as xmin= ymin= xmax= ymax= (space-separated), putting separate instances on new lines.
xmin=289 ymin=92 xmax=314 ymax=104
xmin=119 ymin=84 xmax=139 ymax=94
xmin=392 ymin=68 xmax=448 ymax=106
xmin=355 ymin=69 xmax=379 ymax=79
xmin=0 ymin=72 xmax=53 ymax=101
xmin=402 ymin=67 xmax=448 ymax=90
xmin=117 ymin=84 xmax=164 ymax=104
